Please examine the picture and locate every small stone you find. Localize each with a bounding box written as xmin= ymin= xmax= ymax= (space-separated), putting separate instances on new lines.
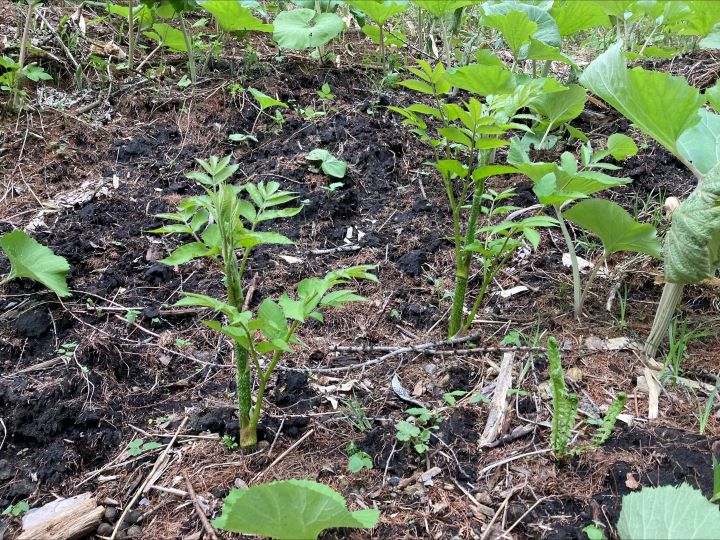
xmin=125 ymin=509 xmax=143 ymax=525
xmin=257 ymin=440 xmax=270 ymax=450
xmin=104 ymin=507 xmax=119 ymax=523
xmin=566 ymin=367 xmax=583 ymax=383
xmin=97 ymin=523 xmax=114 ymax=536
xmin=116 ymin=531 xmax=127 ymax=540
xmin=424 ymin=363 xmax=437 ymax=375
xmin=538 ymin=381 xmax=551 ymax=400
xmin=404 ymin=484 xmax=424 ymax=497
xmin=126 ymin=525 xmax=143 ymax=538
xmin=389 ymin=476 xmax=400 ymax=487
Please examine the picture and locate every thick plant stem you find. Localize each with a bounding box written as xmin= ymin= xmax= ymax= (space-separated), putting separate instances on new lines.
xmin=14 ymin=0 xmax=34 ymax=110
xmin=645 ymin=282 xmax=684 ymax=358
xmin=555 ymin=205 xmax=582 ymax=319
xmin=127 ymin=0 xmax=135 ymax=71
xmin=577 ymin=252 xmax=608 ymax=317
xmin=448 ymin=177 xmax=486 ymax=338
xmin=235 ymin=344 xmax=255 ymax=448
xmin=247 ymin=321 xmax=300 ymax=442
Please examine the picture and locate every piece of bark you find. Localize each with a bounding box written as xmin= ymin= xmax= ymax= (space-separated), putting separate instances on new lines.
xmin=19 ymin=493 xmax=104 ymax=540
xmin=479 ymin=352 xmax=514 ymax=447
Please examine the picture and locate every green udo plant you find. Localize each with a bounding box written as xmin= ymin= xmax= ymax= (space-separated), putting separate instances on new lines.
xmin=390 ymin=58 xmax=567 ymax=338
xmin=152 ymin=156 xmax=376 ymax=447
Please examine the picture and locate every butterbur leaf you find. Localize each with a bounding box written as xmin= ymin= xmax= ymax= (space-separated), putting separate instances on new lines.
xmin=212 ymin=479 xmax=379 ymax=539
xmin=664 ymin=164 xmax=720 ymax=284
xmin=580 ymin=41 xmax=704 ymax=156
xmin=273 ymin=8 xmax=344 ymax=50
xmin=200 ymin=0 xmax=272 ymax=32
xmin=617 ymin=484 xmax=720 ymax=539
xmin=677 ymin=108 xmax=720 ymax=175
xmin=563 ymin=199 xmax=661 ymax=258
xmin=0 ymin=230 xmax=70 ymax=297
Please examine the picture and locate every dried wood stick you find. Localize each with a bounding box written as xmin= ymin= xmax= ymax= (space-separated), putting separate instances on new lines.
xmin=184 ymin=475 xmax=219 ymax=540
xmin=252 ymin=428 xmax=314 ymax=482
xmin=109 ymin=417 xmax=188 ymax=540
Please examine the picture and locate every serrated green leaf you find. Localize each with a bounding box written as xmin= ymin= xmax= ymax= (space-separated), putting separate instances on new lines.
xmin=235 ymin=231 xmax=294 ymax=249
xmin=212 ymin=479 xmax=379 ymax=539
xmin=483 ymin=10 xmax=537 ymax=59
xmin=550 ymin=0 xmax=609 ymax=36
xmin=248 ymin=87 xmax=287 ymax=110
xmin=144 ymin=22 xmax=188 ymax=52
xmin=346 ymin=0 xmax=407 ymax=25
xmin=0 ymin=230 xmax=70 ymax=297
xmin=443 ymin=64 xmax=515 ymax=96
xmin=563 ymin=199 xmax=661 ymax=257
xmin=160 ymin=242 xmax=216 ymax=265
xmin=529 ymin=84 xmax=586 ymax=128
xmin=579 ymin=41 xmax=704 ymax=156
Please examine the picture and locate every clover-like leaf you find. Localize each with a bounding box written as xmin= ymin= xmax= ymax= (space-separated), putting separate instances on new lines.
xmin=0 ymin=230 xmax=70 ymax=297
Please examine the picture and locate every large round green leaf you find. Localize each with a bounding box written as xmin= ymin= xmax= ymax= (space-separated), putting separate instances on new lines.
xmin=617 ymin=484 xmax=720 ymax=539
xmin=273 ymin=8 xmax=344 ymax=50
xmin=483 ymin=2 xmax=561 ymax=48
xmin=212 ymin=479 xmax=380 ymax=539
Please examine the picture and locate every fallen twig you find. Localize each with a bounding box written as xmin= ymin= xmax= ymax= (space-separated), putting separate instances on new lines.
xmin=309 ymin=244 xmax=361 ymax=255
xmin=252 ymin=428 xmax=315 ymax=482
xmin=184 ymin=475 xmax=219 ymax=540
xmin=109 ymin=417 xmax=188 ymax=540
xmin=307 ymin=334 xmax=545 ymax=373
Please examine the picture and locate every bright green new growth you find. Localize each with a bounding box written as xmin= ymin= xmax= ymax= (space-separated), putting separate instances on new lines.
xmin=547 ymin=337 xmax=579 ymax=459
xmin=213 ymin=479 xmax=379 ymax=539
xmin=547 ymin=337 xmax=627 ymax=459
xmin=154 ymin=156 xmax=376 ymax=447
xmin=306 ymin=148 xmax=347 ymax=178
xmin=617 ymin=484 xmax=720 ymax=539
xmin=0 ymin=230 xmax=71 ymax=297
xmin=391 ymin=59 xmax=560 ymax=338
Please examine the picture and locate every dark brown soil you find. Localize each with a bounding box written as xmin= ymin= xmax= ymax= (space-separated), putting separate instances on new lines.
xmin=1 ymin=3 xmax=719 ymax=539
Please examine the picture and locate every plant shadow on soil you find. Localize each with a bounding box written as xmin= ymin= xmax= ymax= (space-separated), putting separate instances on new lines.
xmin=1 ymin=48 xmax=718 ymax=539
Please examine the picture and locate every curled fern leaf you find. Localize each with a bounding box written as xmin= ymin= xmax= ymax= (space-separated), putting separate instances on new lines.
xmin=665 ymin=164 xmax=720 ymax=284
